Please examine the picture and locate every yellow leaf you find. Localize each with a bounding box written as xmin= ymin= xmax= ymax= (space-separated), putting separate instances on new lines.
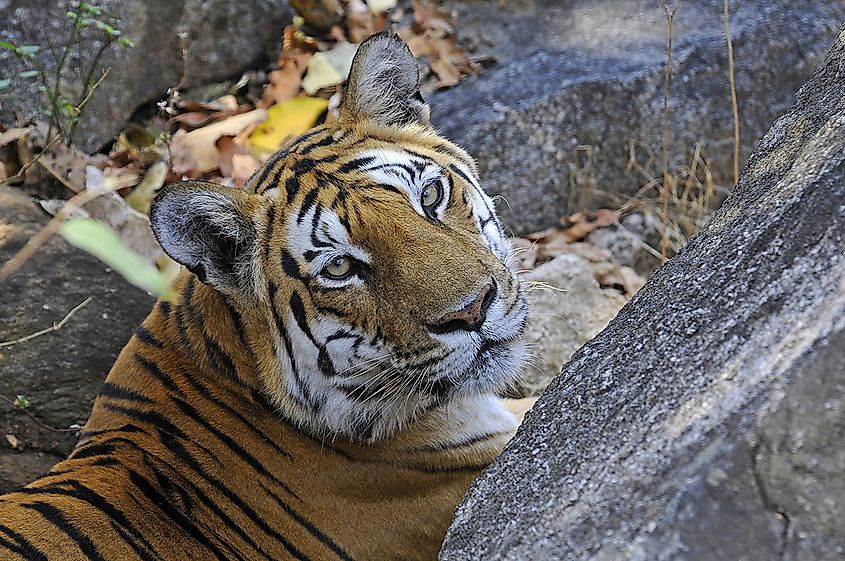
xmin=250 ymin=96 xmax=329 ymax=153
xmin=301 ymin=42 xmax=358 ymax=95
xmin=125 ymin=161 xmax=168 ymax=215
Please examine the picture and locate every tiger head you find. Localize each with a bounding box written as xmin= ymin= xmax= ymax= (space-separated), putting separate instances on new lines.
xmin=150 ymin=33 xmax=529 ymax=441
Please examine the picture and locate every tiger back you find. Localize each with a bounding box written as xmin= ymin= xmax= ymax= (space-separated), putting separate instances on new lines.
xmin=0 ymin=34 xmax=531 ymax=561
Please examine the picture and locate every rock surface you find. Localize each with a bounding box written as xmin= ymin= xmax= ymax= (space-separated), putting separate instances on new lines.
xmin=432 ymin=0 xmax=845 ymax=234
xmin=520 ymin=254 xmax=628 ymax=395
xmin=0 ymin=0 xmax=292 ymax=152
xmin=0 ymin=187 xmax=154 ymax=492
xmin=440 ymin=26 xmax=845 ymax=561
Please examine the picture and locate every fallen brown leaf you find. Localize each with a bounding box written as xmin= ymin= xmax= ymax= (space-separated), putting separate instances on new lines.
xmin=170 ymin=109 xmax=268 ymax=177
xmin=231 ymin=153 xmax=261 ymax=188
xmin=258 ymin=26 xmax=318 ymax=109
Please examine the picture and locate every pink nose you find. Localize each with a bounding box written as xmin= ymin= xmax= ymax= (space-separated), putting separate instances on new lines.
xmin=429 ymin=282 xmax=496 ymax=334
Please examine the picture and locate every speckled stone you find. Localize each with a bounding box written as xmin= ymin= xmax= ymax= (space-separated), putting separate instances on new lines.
xmin=432 ymin=0 xmax=845 ymax=234
xmin=0 ymin=0 xmax=292 ymax=152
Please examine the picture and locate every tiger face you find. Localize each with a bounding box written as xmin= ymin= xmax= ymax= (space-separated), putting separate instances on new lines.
xmin=151 ymin=33 xmax=528 ymax=441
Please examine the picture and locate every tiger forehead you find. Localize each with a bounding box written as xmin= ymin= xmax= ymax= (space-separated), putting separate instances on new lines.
xmin=249 ymin=125 xmax=476 ymax=197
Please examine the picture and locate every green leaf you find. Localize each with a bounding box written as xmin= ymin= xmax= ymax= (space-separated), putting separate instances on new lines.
xmin=17 ymin=45 xmax=40 ymax=57
xmin=0 ymin=41 xmax=18 ymax=52
xmin=0 ymin=79 xmax=10 ymax=90
xmin=13 ymin=395 xmax=29 ymax=409
xmin=18 ymin=70 xmax=39 ymax=79
xmin=59 ymin=218 xmax=175 ymax=299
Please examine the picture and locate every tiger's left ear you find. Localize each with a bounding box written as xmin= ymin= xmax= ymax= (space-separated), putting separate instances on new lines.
xmin=341 ymin=32 xmax=430 ymax=127
xmin=150 ymin=181 xmax=259 ymax=292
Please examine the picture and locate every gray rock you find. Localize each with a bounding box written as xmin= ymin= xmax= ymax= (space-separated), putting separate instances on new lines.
xmin=440 ymin=25 xmax=845 ymax=561
xmin=521 ymin=254 xmax=627 ymax=396
xmin=0 ymin=0 xmax=292 ymax=152
xmin=0 ymin=187 xmax=154 ymax=492
xmin=432 ymin=0 xmax=845 ymax=234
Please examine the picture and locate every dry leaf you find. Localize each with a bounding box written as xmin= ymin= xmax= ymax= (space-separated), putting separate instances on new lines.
xmin=216 ymin=136 xmax=249 ymax=178
xmin=85 ymin=164 xmax=141 ymax=194
xmin=81 ymin=191 xmax=164 ymax=264
xmin=301 ymin=41 xmax=359 ymax=95
xmin=290 ymin=0 xmax=344 ymax=30
xmin=170 ymin=109 xmax=268 ymax=176
xmin=231 ymin=153 xmax=261 ymax=188
xmin=250 ymin=97 xmax=328 ymax=153
xmin=367 ymin=0 xmax=397 ymax=13
xmin=346 ymin=0 xmax=377 ymax=43
xmin=398 ymin=1 xmax=480 ymax=89
xmin=125 ymin=161 xmax=169 ymax=215
xmin=0 ymin=127 xmax=33 ymax=148
xmin=259 ymin=26 xmax=318 ymax=109
xmin=5 ymin=434 xmax=19 ymax=449
xmin=36 ymin=143 xmax=94 ymax=193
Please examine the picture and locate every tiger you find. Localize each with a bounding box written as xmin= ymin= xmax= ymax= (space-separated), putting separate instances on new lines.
xmin=0 ymin=33 xmax=533 ymax=560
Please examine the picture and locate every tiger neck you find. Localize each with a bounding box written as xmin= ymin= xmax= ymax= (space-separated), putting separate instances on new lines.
xmin=88 ymin=272 xmax=516 ymax=463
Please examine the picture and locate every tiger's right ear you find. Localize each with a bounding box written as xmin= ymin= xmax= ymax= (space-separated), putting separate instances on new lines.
xmin=150 ymin=181 xmax=259 ymax=292
xmin=341 ymin=32 xmax=430 ymax=127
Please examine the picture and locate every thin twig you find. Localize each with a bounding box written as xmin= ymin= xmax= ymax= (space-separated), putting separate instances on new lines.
xmin=0 ymin=135 xmax=60 ymax=188
xmin=0 ymin=183 xmax=117 ymax=279
xmin=0 ymin=394 xmax=80 ymax=433
xmin=723 ymin=0 xmax=740 ymax=186
xmin=660 ymin=0 xmax=680 ymax=262
xmin=0 ymin=297 xmax=92 ymax=349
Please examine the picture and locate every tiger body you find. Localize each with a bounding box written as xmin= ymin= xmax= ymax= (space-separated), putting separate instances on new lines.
xmin=0 ymin=34 xmax=531 ymax=560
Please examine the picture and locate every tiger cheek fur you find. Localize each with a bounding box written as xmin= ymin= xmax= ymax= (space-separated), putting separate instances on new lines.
xmin=0 ymin=33 xmax=530 ymax=561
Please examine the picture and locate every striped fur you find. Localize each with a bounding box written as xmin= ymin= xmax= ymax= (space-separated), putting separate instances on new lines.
xmin=0 ymin=34 xmax=531 ymax=560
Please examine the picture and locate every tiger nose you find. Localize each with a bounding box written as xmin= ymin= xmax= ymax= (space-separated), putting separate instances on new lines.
xmin=429 ymin=282 xmax=497 ymax=334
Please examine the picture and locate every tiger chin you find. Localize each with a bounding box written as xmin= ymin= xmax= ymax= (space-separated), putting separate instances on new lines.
xmin=0 ymin=34 xmax=532 ymax=561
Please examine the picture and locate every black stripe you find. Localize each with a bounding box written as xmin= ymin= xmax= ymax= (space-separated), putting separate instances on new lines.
xmin=145 ymin=431 xmax=310 ymax=561
xmin=22 ymin=501 xmax=105 ymax=560
xmin=285 ymin=174 xmax=301 ymax=203
xmin=68 ymin=441 xmax=117 ymax=460
xmin=156 ymin=300 xmax=172 ymax=317
xmin=17 ymin=479 xmax=163 ymax=560
xmin=135 ymin=354 xmax=181 ymax=394
xmin=290 ymin=292 xmax=338 ymax=379
xmin=0 ymin=522 xmax=48 ymax=561
xmin=281 ymin=250 xmax=305 ymax=281
xmin=202 ymin=332 xmax=238 ymax=379
xmin=288 ymin=127 xmax=325 ymax=151
xmin=267 ymin=281 xmax=314 ymax=409
xmin=126 ymin=470 xmax=231 ymax=561
xmin=170 ymin=397 xmax=299 ymax=499
xmin=263 ymin=485 xmax=356 ymax=561
xmin=297 ymin=188 xmax=319 ymax=223
xmin=133 ymin=325 xmax=163 ymax=348
xmin=263 ymin=203 xmax=277 ymax=259
xmin=147 ymin=430 xmax=275 ymax=560
xmin=98 ymin=381 xmax=155 ymax=404
xmin=102 ymin=403 xmax=186 ymax=439
xmin=296 ymin=132 xmax=335 ymax=155
xmin=337 ymin=156 xmax=376 ymax=174
xmin=252 ymin=148 xmax=289 ymax=193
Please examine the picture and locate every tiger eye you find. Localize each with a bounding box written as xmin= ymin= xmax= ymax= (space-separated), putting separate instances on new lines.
xmin=421 ymin=180 xmax=442 ymax=210
xmin=324 ymin=256 xmax=352 ymax=279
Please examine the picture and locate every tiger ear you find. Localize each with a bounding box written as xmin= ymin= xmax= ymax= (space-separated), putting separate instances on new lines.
xmin=341 ymin=32 xmax=430 ymax=127
xmin=150 ymin=181 xmax=258 ymax=292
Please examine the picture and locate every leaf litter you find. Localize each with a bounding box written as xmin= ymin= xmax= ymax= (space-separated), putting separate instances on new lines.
xmin=0 ymin=0 xmax=641 ymax=302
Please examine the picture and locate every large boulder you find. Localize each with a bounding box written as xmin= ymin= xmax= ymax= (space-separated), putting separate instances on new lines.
xmin=440 ymin=25 xmax=845 ymax=561
xmin=432 ymin=0 xmax=845 ymax=234
xmin=0 ymin=0 xmax=292 ymax=152
xmin=0 ymin=187 xmax=154 ymax=492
